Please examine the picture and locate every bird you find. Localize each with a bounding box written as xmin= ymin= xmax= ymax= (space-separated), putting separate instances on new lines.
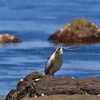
xmin=44 ymin=46 xmax=63 ymax=75
xmin=44 ymin=44 xmax=78 ymax=75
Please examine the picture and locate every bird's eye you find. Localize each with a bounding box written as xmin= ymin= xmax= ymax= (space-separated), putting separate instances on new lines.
xmin=56 ymin=48 xmax=60 ymax=53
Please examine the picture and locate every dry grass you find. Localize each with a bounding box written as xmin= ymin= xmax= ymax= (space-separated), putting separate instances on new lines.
xmin=22 ymin=94 xmax=100 ymax=100
xmin=0 ymin=98 xmax=5 ymax=100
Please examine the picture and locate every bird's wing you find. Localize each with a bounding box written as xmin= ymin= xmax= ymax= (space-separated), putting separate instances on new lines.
xmin=44 ymin=55 xmax=54 ymax=74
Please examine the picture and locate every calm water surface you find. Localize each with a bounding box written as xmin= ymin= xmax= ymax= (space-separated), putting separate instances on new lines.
xmin=0 ymin=0 xmax=100 ymax=97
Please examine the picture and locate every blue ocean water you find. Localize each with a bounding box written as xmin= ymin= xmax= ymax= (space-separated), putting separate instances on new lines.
xmin=0 ymin=0 xmax=100 ymax=97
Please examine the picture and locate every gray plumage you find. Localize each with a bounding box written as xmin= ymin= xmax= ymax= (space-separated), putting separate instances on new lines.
xmin=44 ymin=47 xmax=63 ymax=75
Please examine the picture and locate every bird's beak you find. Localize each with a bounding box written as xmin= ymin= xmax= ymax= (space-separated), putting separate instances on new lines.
xmin=57 ymin=47 xmax=63 ymax=54
xmin=56 ymin=46 xmax=63 ymax=54
xmin=60 ymin=47 xmax=63 ymax=54
xmin=63 ymin=43 xmax=79 ymax=50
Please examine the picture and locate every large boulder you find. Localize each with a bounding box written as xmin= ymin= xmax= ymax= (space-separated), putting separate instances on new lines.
xmin=5 ymin=72 xmax=100 ymax=100
xmin=48 ymin=18 xmax=100 ymax=45
xmin=0 ymin=33 xmax=21 ymax=43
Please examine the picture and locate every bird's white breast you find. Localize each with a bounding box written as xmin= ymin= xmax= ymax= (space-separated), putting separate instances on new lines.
xmin=50 ymin=55 xmax=62 ymax=74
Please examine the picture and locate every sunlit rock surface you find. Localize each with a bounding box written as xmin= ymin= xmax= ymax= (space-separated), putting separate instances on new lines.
xmin=48 ymin=18 xmax=100 ymax=45
xmin=0 ymin=34 xmax=21 ymax=43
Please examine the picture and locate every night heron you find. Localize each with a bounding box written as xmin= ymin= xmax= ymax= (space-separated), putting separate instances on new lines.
xmin=44 ymin=44 xmax=78 ymax=75
xmin=44 ymin=46 xmax=63 ymax=75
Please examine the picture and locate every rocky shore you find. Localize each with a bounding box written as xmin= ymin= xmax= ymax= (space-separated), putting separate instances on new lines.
xmin=5 ymin=72 xmax=100 ymax=100
xmin=48 ymin=18 xmax=100 ymax=45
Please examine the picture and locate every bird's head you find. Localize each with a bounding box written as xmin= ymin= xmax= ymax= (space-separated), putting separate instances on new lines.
xmin=55 ymin=46 xmax=63 ymax=55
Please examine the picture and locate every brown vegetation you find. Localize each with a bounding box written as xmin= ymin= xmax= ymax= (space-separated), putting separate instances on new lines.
xmin=48 ymin=18 xmax=100 ymax=45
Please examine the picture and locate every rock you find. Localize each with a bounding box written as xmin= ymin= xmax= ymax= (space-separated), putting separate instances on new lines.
xmin=48 ymin=18 xmax=100 ymax=45
xmin=5 ymin=89 xmax=17 ymax=100
xmin=0 ymin=33 xmax=21 ymax=43
xmin=86 ymin=83 xmax=100 ymax=95
xmin=5 ymin=72 xmax=100 ymax=100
